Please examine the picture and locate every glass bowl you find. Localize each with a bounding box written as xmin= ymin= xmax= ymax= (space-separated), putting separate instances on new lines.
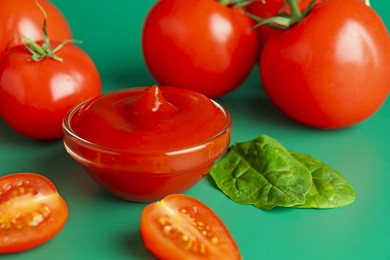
xmin=62 ymin=87 xmax=232 ymax=202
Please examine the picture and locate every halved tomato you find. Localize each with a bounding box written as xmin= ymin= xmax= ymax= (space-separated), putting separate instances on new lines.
xmin=0 ymin=173 xmax=68 ymax=253
xmin=140 ymin=194 xmax=241 ymax=259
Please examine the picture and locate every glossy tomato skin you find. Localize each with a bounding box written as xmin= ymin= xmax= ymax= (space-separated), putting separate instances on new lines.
xmin=0 ymin=173 xmax=68 ymax=253
xmin=142 ymin=0 xmax=258 ymax=98
xmin=0 ymin=0 xmax=72 ymax=57
xmin=260 ymin=0 xmax=390 ymax=128
xmin=141 ymin=194 xmax=241 ymax=260
xmin=0 ymin=42 xmax=101 ymax=140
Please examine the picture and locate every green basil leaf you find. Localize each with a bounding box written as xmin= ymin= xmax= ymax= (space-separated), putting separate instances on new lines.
xmin=210 ymin=135 xmax=312 ymax=210
xmin=290 ymin=151 xmax=356 ymax=208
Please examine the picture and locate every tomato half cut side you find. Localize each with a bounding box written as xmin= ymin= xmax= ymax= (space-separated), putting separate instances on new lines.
xmin=0 ymin=173 xmax=68 ymax=253
xmin=140 ymin=194 xmax=241 ymax=259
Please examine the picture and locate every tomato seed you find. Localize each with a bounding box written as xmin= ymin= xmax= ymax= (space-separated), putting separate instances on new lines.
xmin=182 ymin=235 xmax=189 ymax=241
xmin=0 ymin=204 xmax=52 ymax=232
xmin=29 ymin=211 xmax=45 ymax=227
xmin=0 ymin=218 xmax=11 ymax=231
xmin=17 ymin=187 xmax=25 ymax=194
xmin=2 ymin=184 xmax=37 ymax=202
xmin=190 ymin=241 xmax=207 ymax=255
xmin=40 ymin=205 xmax=51 ymax=218
xmin=200 ymin=243 xmax=206 ymax=254
xmin=211 ymin=236 xmax=219 ymax=244
xmin=158 ymin=216 xmax=169 ymax=225
xmin=163 ymin=225 xmax=172 ymax=233
xmin=157 ymin=211 xmax=211 ymax=255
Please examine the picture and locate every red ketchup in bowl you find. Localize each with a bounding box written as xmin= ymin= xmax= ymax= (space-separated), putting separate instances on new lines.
xmin=63 ymin=85 xmax=231 ymax=201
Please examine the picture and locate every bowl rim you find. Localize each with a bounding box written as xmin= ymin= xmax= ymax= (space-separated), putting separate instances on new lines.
xmin=62 ymin=87 xmax=232 ymax=155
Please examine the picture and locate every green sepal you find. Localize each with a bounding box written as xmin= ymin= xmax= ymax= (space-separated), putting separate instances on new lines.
xmin=21 ymin=0 xmax=80 ymax=62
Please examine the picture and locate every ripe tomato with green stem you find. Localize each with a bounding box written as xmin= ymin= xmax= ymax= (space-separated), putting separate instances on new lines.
xmin=0 ymin=5 xmax=101 ymax=140
xmin=0 ymin=173 xmax=68 ymax=253
xmin=141 ymin=194 xmax=241 ymax=259
xmin=142 ymin=0 xmax=258 ymax=98
xmin=259 ymin=0 xmax=390 ymax=128
xmin=0 ymin=0 xmax=71 ymax=58
xmin=0 ymin=41 xmax=101 ymax=139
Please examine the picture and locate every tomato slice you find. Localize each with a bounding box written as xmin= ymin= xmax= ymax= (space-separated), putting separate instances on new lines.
xmin=0 ymin=173 xmax=68 ymax=253
xmin=140 ymin=194 xmax=241 ymax=259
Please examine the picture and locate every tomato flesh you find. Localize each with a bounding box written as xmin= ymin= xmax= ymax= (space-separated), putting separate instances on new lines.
xmin=140 ymin=194 xmax=241 ymax=259
xmin=0 ymin=173 xmax=68 ymax=253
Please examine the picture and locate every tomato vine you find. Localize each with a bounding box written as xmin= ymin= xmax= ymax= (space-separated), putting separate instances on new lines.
xmin=246 ymin=0 xmax=371 ymax=29
xmin=246 ymin=0 xmax=316 ymax=29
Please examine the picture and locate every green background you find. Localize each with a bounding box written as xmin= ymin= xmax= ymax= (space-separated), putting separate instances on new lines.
xmin=1 ymin=1 xmax=390 ymax=259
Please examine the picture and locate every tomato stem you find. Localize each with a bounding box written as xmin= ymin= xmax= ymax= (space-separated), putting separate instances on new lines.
xmin=287 ymin=0 xmax=303 ymax=20
xmin=232 ymin=0 xmax=257 ymax=8
xmin=247 ymin=0 xmax=316 ymax=30
xmin=219 ymin=0 xmax=256 ymax=7
xmin=21 ymin=0 xmax=79 ymax=62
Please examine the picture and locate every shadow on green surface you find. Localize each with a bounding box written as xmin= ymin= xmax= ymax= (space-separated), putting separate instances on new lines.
xmin=101 ymin=66 xmax=156 ymax=92
xmin=121 ymin=230 xmax=156 ymax=260
xmin=217 ymin=93 xmax=300 ymax=130
xmin=0 ymin=115 xmax=101 ymax=199
xmin=0 ymin=117 xmax=59 ymax=146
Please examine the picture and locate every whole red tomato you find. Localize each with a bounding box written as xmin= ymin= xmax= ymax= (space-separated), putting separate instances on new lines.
xmin=0 ymin=0 xmax=71 ymax=58
xmin=142 ymin=0 xmax=258 ymax=98
xmin=0 ymin=41 xmax=101 ymax=140
xmin=260 ymin=0 xmax=390 ymax=128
